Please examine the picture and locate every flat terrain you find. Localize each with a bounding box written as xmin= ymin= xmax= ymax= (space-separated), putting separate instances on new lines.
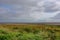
xmin=0 ymin=24 xmax=60 ymax=40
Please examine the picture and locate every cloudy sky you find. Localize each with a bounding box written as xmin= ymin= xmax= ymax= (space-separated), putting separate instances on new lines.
xmin=0 ymin=0 xmax=60 ymax=22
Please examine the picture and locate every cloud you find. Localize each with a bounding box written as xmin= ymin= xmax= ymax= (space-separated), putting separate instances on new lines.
xmin=0 ymin=0 xmax=60 ymax=22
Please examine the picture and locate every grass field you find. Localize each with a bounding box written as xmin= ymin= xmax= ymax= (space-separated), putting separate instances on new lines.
xmin=0 ymin=24 xmax=60 ymax=40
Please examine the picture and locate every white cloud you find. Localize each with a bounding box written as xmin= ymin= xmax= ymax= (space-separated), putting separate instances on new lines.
xmin=0 ymin=0 xmax=60 ymax=22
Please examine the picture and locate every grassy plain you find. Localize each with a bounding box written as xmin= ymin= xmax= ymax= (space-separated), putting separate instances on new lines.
xmin=0 ymin=24 xmax=60 ymax=40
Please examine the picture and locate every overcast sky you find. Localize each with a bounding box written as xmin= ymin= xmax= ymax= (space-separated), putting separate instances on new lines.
xmin=0 ymin=0 xmax=60 ymax=22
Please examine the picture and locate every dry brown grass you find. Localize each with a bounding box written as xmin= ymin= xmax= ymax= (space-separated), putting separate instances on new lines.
xmin=0 ymin=24 xmax=60 ymax=40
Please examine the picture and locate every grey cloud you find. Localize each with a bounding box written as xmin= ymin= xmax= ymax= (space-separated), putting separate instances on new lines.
xmin=0 ymin=0 xmax=60 ymax=22
xmin=51 ymin=13 xmax=60 ymax=19
xmin=0 ymin=0 xmax=37 ymax=7
xmin=44 ymin=1 xmax=60 ymax=13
